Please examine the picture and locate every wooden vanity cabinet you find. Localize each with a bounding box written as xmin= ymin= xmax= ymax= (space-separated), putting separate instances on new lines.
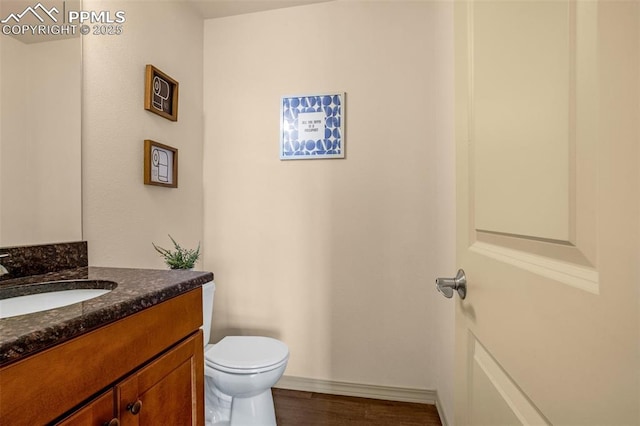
xmin=56 ymin=390 xmax=116 ymax=426
xmin=116 ymin=331 xmax=203 ymax=426
xmin=0 ymin=287 xmax=204 ymax=426
xmin=57 ymin=331 xmax=203 ymax=426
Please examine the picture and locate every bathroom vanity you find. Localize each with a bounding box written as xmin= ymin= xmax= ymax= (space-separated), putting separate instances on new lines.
xmin=0 ymin=255 xmax=213 ymax=425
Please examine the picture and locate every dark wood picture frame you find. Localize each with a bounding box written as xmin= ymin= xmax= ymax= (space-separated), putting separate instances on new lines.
xmin=144 ymin=65 xmax=179 ymax=121
xmin=144 ymin=140 xmax=178 ymax=188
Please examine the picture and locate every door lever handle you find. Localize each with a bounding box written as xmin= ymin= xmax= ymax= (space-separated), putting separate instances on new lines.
xmin=436 ymin=269 xmax=467 ymax=299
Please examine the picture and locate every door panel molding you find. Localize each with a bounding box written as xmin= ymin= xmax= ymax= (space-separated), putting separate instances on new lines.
xmin=470 ymin=0 xmax=572 ymax=242
xmin=467 ymin=0 xmax=599 ymax=282
xmin=469 ymin=335 xmax=549 ymax=426
xmin=470 ymin=241 xmax=599 ymax=294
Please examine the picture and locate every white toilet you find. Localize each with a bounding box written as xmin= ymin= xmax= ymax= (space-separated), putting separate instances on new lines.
xmin=201 ymin=282 xmax=289 ymax=426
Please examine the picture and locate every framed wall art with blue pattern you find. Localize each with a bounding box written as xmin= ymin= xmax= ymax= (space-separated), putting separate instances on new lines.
xmin=280 ymin=92 xmax=345 ymax=160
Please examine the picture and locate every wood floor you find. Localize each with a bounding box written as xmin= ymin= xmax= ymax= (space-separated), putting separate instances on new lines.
xmin=273 ymin=388 xmax=442 ymax=426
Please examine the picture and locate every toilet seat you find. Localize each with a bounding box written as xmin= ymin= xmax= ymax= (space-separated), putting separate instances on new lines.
xmin=205 ymin=336 xmax=289 ymax=374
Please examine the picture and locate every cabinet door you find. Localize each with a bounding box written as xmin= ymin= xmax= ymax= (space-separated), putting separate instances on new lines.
xmin=55 ymin=390 xmax=116 ymax=426
xmin=117 ymin=331 xmax=204 ymax=426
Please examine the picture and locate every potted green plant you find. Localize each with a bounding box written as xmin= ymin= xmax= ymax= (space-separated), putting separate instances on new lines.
xmin=152 ymin=235 xmax=200 ymax=270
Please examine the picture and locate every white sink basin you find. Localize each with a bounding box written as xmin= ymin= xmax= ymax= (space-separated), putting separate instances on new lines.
xmin=0 ymin=281 xmax=115 ymax=319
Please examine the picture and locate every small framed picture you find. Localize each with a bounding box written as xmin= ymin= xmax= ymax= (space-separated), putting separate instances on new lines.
xmin=144 ymin=65 xmax=179 ymax=121
xmin=280 ymin=92 xmax=345 ymax=160
xmin=144 ymin=140 xmax=178 ymax=188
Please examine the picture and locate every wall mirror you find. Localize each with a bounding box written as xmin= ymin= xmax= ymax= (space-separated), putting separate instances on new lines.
xmin=0 ymin=0 xmax=82 ymax=247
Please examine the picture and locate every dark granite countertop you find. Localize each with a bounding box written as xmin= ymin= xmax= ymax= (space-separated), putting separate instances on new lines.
xmin=0 ymin=266 xmax=214 ymax=367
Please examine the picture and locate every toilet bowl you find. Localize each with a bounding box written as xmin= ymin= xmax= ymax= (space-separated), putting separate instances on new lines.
xmin=201 ymin=282 xmax=289 ymax=426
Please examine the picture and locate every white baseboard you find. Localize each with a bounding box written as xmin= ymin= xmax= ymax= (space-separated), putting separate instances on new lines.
xmin=275 ymin=375 xmax=437 ymax=405
xmin=435 ymin=392 xmax=450 ymax=426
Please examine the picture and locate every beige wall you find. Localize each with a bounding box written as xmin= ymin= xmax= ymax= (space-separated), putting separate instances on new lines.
xmin=0 ymin=37 xmax=82 ymax=246
xmin=82 ymin=0 xmax=204 ymax=268
xmin=203 ymin=0 xmax=454 ymax=404
xmin=80 ymin=0 xmax=455 ymax=419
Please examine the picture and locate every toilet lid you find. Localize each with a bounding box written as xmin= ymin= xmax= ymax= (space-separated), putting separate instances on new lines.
xmin=205 ymin=336 xmax=289 ymax=371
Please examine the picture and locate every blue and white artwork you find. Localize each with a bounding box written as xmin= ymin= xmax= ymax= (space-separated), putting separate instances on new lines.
xmin=280 ymin=93 xmax=345 ymax=160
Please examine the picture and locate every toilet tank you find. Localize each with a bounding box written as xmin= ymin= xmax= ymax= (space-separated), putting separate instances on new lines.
xmin=201 ymin=281 xmax=216 ymax=347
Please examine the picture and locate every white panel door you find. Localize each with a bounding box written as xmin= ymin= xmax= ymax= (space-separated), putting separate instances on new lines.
xmin=454 ymin=1 xmax=639 ymax=425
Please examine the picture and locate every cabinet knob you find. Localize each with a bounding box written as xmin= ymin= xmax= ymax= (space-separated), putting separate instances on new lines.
xmin=104 ymin=419 xmax=120 ymax=426
xmin=127 ymin=400 xmax=142 ymax=415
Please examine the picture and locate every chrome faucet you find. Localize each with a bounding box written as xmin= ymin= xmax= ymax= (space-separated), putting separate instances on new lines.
xmin=0 ymin=254 xmax=9 ymax=277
